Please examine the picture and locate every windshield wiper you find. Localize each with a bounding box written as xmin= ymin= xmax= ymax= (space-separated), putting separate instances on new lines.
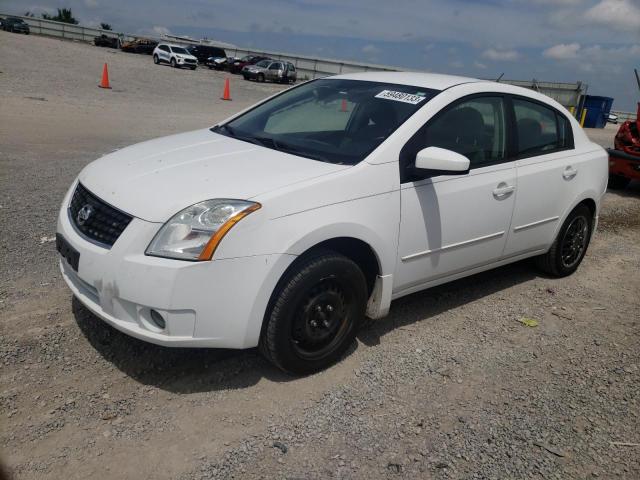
xmin=215 ymin=127 xmax=339 ymax=163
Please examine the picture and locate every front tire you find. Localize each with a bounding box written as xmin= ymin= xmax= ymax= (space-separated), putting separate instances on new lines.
xmin=153 ymin=54 xmax=159 ymax=64
xmin=257 ymin=73 xmax=265 ymax=83
xmin=260 ymin=250 xmax=367 ymax=375
xmin=170 ymin=58 xmax=177 ymax=68
xmin=536 ymin=205 xmax=592 ymax=277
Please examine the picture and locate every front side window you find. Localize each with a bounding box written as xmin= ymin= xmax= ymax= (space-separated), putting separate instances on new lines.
xmin=213 ymin=79 xmax=439 ymax=165
xmin=269 ymin=63 xmax=282 ymax=70
xmin=413 ymin=96 xmax=506 ymax=168
xmin=513 ymin=98 xmax=570 ymax=156
xmin=159 ymin=45 xmax=170 ymax=52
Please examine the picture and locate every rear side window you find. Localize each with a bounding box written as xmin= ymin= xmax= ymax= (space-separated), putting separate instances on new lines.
xmin=513 ymin=99 xmax=572 ymax=157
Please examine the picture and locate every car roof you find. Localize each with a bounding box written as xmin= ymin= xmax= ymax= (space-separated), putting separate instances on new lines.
xmin=328 ymin=71 xmax=482 ymax=90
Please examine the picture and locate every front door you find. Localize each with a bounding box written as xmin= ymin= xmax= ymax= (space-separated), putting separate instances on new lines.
xmin=395 ymin=95 xmax=516 ymax=295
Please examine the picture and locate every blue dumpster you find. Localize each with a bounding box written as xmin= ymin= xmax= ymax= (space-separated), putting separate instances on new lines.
xmin=583 ymin=95 xmax=614 ymax=128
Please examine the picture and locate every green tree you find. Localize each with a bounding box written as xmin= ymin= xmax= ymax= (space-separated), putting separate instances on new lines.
xmin=42 ymin=8 xmax=79 ymax=25
xmin=100 ymin=22 xmax=112 ymax=30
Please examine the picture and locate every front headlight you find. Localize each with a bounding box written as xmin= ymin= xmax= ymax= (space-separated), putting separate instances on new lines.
xmin=146 ymin=199 xmax=261 ymax=261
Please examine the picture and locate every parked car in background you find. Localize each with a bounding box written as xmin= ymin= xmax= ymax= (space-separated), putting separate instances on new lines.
xmin=121 ymin=38 xmax=158 ymax=54
xmin=185 ymin=45 xmax=226 ymax=69
xmin=94 ymin=34 xmax=119 ymax=49
xmin=242 ymin=60 xmax=297 ymax=83
xmin=229 ymin=55 xmax=271 ymax=74
xmin=2 ymin=17 xmax=30 ymax=34
xmin=153 ymin=44 xmax=198 ymax=69
xmin=57 ymin=72 xmax=607 ymax=374
xmin=607 ymin=113 xmax=618 ymax=124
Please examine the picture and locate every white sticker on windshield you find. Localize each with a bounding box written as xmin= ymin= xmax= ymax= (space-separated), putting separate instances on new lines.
xmin=375 ymin=90 xmax=426 ymax=105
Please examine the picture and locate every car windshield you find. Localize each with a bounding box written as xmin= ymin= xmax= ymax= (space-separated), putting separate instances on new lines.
xmin=240 ymin=56 xmax=253 ymax=62
xmin=171 ymin=47 xmax=189 ymax=54
xmin=212 ymin=79 xmax=439 ymax=165
xmin=255 ymin=60 xmax=270 ymax=67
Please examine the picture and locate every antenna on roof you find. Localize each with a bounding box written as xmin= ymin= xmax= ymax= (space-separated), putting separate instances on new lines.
xmin=495 ymin=73 xmax=504 ymax=82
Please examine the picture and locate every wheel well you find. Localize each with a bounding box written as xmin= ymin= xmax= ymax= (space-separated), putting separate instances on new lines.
xmin=300 ymin=237 xmax=381 ymax=295
xmin=577 ymin=198 xmax=596 ymax=219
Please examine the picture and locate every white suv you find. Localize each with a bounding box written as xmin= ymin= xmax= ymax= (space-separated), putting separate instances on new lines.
xmin=57 ymin=72 xmax=607 ymax=374
xmin=152 ymin=43 xmax=198 ymax=70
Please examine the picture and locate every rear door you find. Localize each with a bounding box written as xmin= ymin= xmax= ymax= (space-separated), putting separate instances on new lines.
xmin=394 ymin=95 xmax=517 ymax=295
xmin=267 ymin=62 xmax=283 ymax=81
xmin=159 ymin=45 xmax=170 ymax=62
xmin=503 ymin=96 xmax=579 ymax=256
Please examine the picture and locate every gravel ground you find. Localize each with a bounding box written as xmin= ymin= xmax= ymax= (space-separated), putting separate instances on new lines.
xmin=1 ymin=32 xmax=639 ymax=480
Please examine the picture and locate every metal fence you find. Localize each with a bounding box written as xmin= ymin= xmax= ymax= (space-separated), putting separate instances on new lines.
xmin=611 ymin=110 xmax=636 ymax=123
xmin=2 ymin=12 xmax=587 ymax=110
xmin=1 ymin=14 xmax=134 ymax=43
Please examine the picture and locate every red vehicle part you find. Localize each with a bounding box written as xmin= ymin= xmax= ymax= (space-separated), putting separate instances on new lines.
xmin=608 ymin=102 xmax=640 ymax=188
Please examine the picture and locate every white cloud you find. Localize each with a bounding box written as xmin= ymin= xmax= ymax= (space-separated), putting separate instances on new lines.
xmin=543 ymin=42 xmax=581 ymax=59
xmin=84 ymin=0 xmax=99 ymax=7
xmin=449 ymin=60 xmax=464 ymax=68
xmin=481 ymin=48 xmax=519 ymax=61
xmin=530 ymin=0 xmax=582 ymax=4
xmin=362 ymin=44 xmax=380 ymax=54
xmin=152 ymin=25 xmax=171 ymax=36
xmin=582 ymin=43 xmax=640 ymax=58
xmin=473 ymin=61 xmax=488 ymax=69
xmin=584 ymin=0 xmax=640 ymax=30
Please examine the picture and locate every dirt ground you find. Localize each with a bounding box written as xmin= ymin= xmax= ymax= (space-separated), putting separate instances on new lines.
xmin=1 ymin=32 xmax=639 ymax=480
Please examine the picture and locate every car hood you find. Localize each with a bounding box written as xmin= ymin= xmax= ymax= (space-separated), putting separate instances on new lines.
xmin=79 ymin=129 xmax=349 ymax=222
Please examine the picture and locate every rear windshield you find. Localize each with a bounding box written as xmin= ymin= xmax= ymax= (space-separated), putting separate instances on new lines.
xmin=213 ymin=79 xmax=439 ymax=165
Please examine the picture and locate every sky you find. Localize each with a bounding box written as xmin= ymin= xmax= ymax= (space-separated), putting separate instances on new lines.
xmin=3 ymin=0 xmax=640 ymax=110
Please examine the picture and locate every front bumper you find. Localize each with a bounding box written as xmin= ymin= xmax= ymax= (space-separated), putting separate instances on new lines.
xmin=57 ymin=185 xmax=294 ymax=349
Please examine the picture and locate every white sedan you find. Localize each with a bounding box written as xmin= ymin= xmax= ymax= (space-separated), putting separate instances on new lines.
xmin=57 ymin=72 xmax=607 ymax=374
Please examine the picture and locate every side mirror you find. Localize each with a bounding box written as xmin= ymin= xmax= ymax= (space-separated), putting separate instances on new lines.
xmin=414 ymin=147 xmax=470 ymax=175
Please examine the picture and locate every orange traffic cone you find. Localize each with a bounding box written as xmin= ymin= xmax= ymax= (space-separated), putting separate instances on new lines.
xmin=98 ymin=63 xmax=111 ymax=89
xmin=340 ymin=98 xmax=348 ymax=112
xmin=221 ymin=78 xmax=231 ymax=101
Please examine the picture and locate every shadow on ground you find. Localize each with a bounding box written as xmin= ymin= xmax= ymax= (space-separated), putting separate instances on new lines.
xmin=74 ymin=258 xmax=541 ymax=394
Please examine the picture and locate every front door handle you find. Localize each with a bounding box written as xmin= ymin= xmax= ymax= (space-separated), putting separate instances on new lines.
xmin=493 ymin=184 xmax=515 ymax=199
xmin=563 ymin=166 xmax=578 ymax=180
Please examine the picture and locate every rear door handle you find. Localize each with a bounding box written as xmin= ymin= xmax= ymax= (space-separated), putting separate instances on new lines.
xmin=563 ymin=166 xmax=578 ymax=180
xmin=493 ymin=184 xmax=515 ymax=199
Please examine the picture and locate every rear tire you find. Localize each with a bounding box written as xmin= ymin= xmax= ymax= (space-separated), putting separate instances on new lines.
xmin=535 ymin=205 xmax=592 ymax=277
xmin=608 ymin=174 xmax=631 ymax=190
xmin=260 ymin=250 xmax=367 ymax=375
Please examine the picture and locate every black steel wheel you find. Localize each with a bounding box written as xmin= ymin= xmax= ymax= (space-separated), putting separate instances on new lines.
xmin=536 ymin=205 xmax=592 ymax=277
xmin=260 ymin=250 xmax=367 ymax=374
